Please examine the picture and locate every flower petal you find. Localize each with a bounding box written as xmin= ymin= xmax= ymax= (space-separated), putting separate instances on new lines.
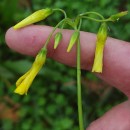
xmin=16 ymin=69 xmax=32 ymax=87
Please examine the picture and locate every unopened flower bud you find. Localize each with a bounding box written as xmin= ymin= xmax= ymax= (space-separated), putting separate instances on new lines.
xmin=54 ymin=32 xmax=62 ymax=49
xmin=109 ymin=11 xmax=128 ymax=21
xmin=67 ymin=31 xmax=79 ymax=52
xmin=14 ymin=8 xmax=53 ymax=29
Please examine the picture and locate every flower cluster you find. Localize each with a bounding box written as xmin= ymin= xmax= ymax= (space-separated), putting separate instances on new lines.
xmin=13 ymin=8 xmax=127 ymax=95
xmin=13 ymin=8 xmax=127 ymax=130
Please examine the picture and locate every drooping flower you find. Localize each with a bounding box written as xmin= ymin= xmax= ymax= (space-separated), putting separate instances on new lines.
xmin=14 ymin=48 xmax=47 ymax=95
xmin=13 ymin=8 xmax=53 ymax=29
xmin=92 ymin=22 xmax=107 ymax=73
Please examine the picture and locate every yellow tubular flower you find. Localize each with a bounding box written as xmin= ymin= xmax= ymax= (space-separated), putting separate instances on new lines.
xmin=92 ymin=23 xmax=107 ymax=73
xmin=13 ymin=8 xmax=53 ymax=29
xmin=14 ymin=48 xmax=47 ymax=95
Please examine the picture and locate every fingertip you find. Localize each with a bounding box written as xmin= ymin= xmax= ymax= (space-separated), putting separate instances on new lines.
xmin=5 ymin=27 xmax=14 ymax=50
xmin=5 ymin=25 xmax=51 ymax=56
xmin=5 ymin=27 xmax=32 ymax=56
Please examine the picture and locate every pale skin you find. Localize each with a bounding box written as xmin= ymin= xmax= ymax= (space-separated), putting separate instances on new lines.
xmin=5 ymin=25 xmax=130 ymax=130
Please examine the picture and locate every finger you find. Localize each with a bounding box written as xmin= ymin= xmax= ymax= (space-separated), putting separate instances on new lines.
xmin=5 ymin=26 xmax=96 ymax=68
xmin=5 ymin=25 xmax=130 ymax=97
xmin=87 ymin=100 xmax=130 ymax=130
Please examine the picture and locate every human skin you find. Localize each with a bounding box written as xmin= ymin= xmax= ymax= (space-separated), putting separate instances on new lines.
xmin=5 ymin=26 xmax=130 ymax=130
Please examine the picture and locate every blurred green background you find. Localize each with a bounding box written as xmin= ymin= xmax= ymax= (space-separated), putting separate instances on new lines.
xmin=0 ymin=0 xmax=129 ymax=130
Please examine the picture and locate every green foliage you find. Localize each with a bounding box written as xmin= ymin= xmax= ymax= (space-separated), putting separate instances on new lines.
xmin=0 ymin=0 xmax=128 ymax=130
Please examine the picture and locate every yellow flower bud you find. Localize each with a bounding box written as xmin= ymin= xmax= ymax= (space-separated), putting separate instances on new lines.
xmin=92 ymin=23 xmax=107 ymax=73
xmin=109 ymin=11 xmax=128 ymax=21
xmin=14 ymin=48 xmax=47 ymax=95
xmin=13 ymin=8 xmax=53 ymax=29
xmin=67 ymin=31 xmax=79 ymax=52
xmin=54 ymin=32 xmax=62 ymax=49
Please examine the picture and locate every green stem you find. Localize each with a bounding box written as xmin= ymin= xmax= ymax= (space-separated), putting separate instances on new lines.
xmin=81 ymin=16 xmax=110 ymax=22
xmin=79 ymin=11 xmax=104 ymax=19
xmin=43 ymin=18 xmax=66 ymax=49
xmin=77 ymin=39 xmax=84 ymax=130
xmin=53 ymin=8 xmax=67 ymax=18
xmin=77 ymin=19 xmax=84 ymax=130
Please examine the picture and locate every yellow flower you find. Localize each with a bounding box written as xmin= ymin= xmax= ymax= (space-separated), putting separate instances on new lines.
xmin=92 ymin=23 xmax=107 ymax=73
xmin=14 ymin=48 xmax=47 ymax=95
xmin=13 ymin=8 xmax=53 ymax=29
